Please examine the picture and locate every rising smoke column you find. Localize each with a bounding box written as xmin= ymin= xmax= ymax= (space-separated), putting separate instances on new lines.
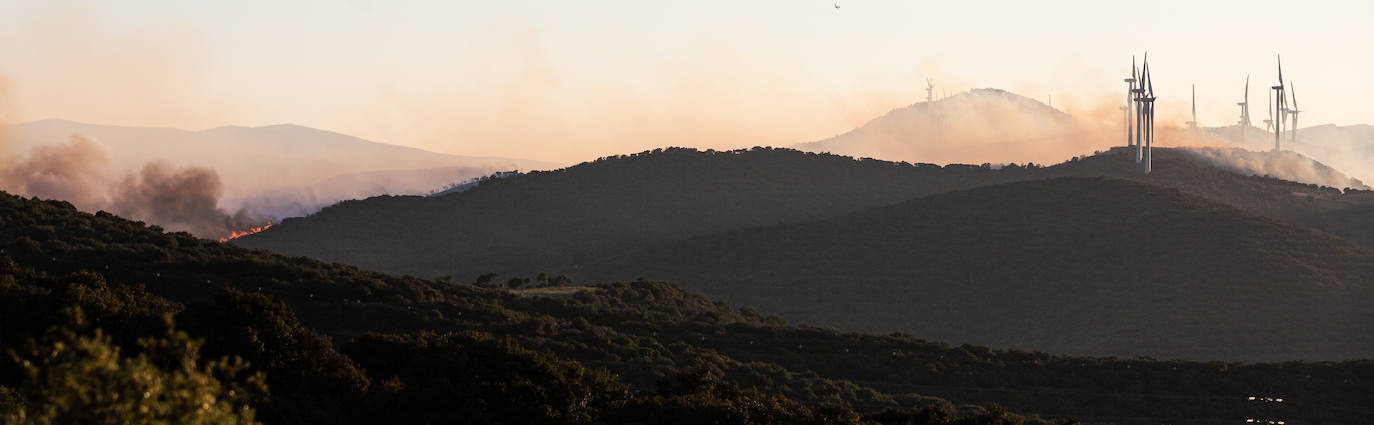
xmin=0 ymin=134 xmax=112 ymax=209
xmin=106 ymin=162 xmax=259 ymax=237
xmin=0 ymin=71 xmax=263 ymax=238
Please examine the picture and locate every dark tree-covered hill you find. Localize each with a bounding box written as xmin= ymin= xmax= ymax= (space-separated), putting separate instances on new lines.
xmin=2 ymin=192 xmax=1371 ymax=424
xmin=236 ymin=146 xmax=1374 ymax=294
xmin=575 ymin=177 xmax=1374 ymax=361
xmin=235 ymin=147 xmax=1033 ymax=277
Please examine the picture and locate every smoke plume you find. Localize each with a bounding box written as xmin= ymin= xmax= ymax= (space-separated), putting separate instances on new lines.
xmin=107 ymin=162 xmax=258 ymax=237
xmin=0 ymin=139 xmax=268 ymax=239
xmin=0 ymin=134 xmax=111 ymax=209
xmin=1179 ymin=146 xmax=1368 ymax=190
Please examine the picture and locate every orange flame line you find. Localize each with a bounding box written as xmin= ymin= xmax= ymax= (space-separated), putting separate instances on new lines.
xmin=219 ymin=222 xmax=273 ymax=243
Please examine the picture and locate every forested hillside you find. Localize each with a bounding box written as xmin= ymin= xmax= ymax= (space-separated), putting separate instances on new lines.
xmin=236 ymin=147 xmax=1032 ymax=277
xmin=237 ymin=146 xmax=1374 ymax=282
xmin=1 ymin=191 xmax=1371 ymax=424
xmin=576 ymin=177 xmax=1374 ymax=361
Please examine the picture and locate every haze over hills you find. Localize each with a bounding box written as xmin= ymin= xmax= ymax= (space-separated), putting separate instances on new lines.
xmin=793 ymin=88 xmax=1110 ymax=166
xmin=226 ymin=166 xmax=509 ymax=220
xmin=3 ymin=119 xmax=556 ymax=217
xmin=793 ymin=88 xmax=1374 ymax=191
xmin=1207 ymin=123 xmax=1374 ymax=184
xmin=576 ymin=177 xmax=1374 ymax=361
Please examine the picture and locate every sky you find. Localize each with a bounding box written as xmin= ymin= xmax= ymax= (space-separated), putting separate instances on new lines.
xmin=0 ymin=0 xmax=1370 ymax=163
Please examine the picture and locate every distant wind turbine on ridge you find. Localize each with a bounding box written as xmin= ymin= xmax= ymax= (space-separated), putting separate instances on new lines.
xmin=1237 ymin=76 xmax=1252 ymax=147
xmin=1288 ymin=81 xmax=1302 ymax=148
xmin=1271 ymin=55 xmax=1287 ymax=152
xmin=1186 ymin=84 xmax=1197 ymax=130
xmin=1124 ymin=56 xmax=1137 ymax=150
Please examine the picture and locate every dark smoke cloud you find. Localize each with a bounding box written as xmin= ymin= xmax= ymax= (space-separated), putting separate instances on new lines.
xmin=0 ymin=134 xmax=110 ymax=209
xmin=0 ymin=129 xmax=266 ymax=239
xmin=107 ymin=162 xmax=258 ymax=237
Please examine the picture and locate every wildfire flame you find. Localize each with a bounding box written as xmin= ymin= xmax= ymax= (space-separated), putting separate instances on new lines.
xmin=219 ymin=222 xmax=272 ymax=243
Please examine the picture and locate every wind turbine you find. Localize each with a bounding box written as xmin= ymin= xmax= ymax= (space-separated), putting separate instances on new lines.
xmin=1237 ymin=75 xmax=1252 ymax=147
xmin=1133 ymin=54 xmax=1148 ymax=163
xmin=926 ymin=78 xmax=935 ymax=103
xmin=1142 ymin=60 xmax=1156 ymax=174
xmin=1185 ymin=84 xmax=1197 ymax=129
xmin=1124 ymin=56 xmax=1137 ymax=148
xmin=1271 ymin=55 xmax=1286 ymax=152
xmin=1262 ymin=83 xmax=1273 ymax=134
xmin=1288 ymin=81 xmax=1302 ymax=148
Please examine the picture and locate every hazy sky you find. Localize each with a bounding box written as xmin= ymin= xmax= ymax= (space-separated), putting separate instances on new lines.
xmin=0 ymin=0 xmax=1370 ymax=163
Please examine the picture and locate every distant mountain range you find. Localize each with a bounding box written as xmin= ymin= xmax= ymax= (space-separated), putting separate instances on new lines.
xmin=3 ymin=119 xmax=557 ymax=217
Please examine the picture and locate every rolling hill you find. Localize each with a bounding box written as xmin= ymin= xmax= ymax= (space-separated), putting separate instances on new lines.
xmin=234 ymin=147 xmax=1036 ymax=277
xmin=236 ymin=146 xmax=1374 ymax=280
xmin=1 ymin=190 xmax=1370 ymax=424
xmin=575 ymin=177 xmax=1374 ymax=361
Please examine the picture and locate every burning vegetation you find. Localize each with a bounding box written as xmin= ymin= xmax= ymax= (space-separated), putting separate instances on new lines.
xmin=220 ymin=222 xmax=273 ymax=242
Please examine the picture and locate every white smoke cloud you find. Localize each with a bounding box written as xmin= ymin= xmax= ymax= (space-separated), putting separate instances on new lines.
xmin=1179 ymin=146 xmax=1368 ymax=190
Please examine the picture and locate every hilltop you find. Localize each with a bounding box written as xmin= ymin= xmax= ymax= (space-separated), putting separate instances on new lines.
xmin=575 ymin=177 xmax=1374 ymax=361
xmin=1 ymin=190 xmax=1369 ymax=424
xmin=793 ymin=88 xmax=1107 ymax=166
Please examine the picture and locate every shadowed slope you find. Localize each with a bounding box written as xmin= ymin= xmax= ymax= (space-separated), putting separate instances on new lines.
xmin=577 ymin=177 xmax=1374 ymax=361
xmin=237 ymin=146 xmax=1374 ymax=280
xmin=235 ymin=147 xmax=1033 ymax=277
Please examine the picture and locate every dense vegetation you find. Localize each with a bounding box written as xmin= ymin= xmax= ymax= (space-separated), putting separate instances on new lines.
xmin=236 ymin=147 xmax=1038 ymax=277
xmin=2 ymin=191 xmax=1372 ymax=424
xmin=237 ymin=146 xmax=1374 ymax=361
xmin=238 ymin=146 xmax=1374 ymax=281
xmin=577 ymin=177 xmax=1374 ymax=360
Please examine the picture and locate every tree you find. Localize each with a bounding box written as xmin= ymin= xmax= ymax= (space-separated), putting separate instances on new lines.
xmin=3 ymin=329 xmax=264 ymax=425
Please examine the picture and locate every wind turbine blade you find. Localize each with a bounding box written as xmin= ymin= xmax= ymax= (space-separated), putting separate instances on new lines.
xmin=1277 ymin=55 xmax=1284 ymax=87
xmin=1142 ymin=60 xmax=1150 ymax=89
xmin=1290 ymin=81 xmax=1298 ymax=110
xmin=1244 ymin=75 xmax=1249 ymax=100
